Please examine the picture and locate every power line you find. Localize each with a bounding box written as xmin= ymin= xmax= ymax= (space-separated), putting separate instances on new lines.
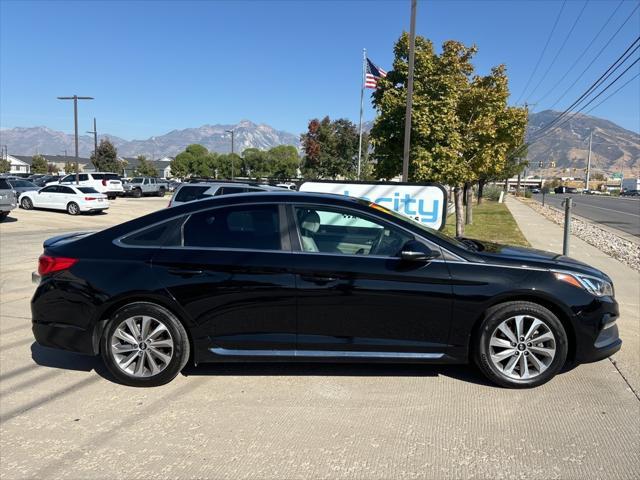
xmin=527 ymin=0 xmax=590 ymax=102
xmin=530 ymin=36 xmax=640 ymax=141
xmin=547 ymin=1 xmax=640 ymax=110
xmin=534 ymin=0 xmax=625 ymax=105
xmin=514 ymin=0 xmax=567 ymax=105
xmin=584 ymin=71 xmax=640 ymax=115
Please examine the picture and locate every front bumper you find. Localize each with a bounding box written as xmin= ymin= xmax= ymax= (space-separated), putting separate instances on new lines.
xmin=574 ymin=297 xmax=622 ymax=363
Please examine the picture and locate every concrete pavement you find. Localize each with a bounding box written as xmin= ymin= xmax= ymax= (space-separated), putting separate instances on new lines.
xmin=507 ymin=197 xmax=640 ymax=396
xmin=1 ymin=198 xmax=639 ymax=479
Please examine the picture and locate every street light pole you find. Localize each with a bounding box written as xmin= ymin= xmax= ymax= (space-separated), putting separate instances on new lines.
xmin=57 ymin=95 xmax=94 ymax=184
xmin=585 ymin=130 xmax=593 ymax=191
xmin=402 ymin=0 xmax=418 ymax=182
xmin=225 ymin=129 xmax=235 ymax=180
xmin=86 ymin=117 xmax=98 ymax=164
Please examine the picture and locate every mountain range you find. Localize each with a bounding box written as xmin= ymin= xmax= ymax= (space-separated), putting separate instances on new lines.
xmin=1 ymin=111 xmax=638 ymax=174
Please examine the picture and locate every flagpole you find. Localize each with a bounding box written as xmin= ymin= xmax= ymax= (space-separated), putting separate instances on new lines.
xmin=357 ymin=48 xmax=366 ymax=180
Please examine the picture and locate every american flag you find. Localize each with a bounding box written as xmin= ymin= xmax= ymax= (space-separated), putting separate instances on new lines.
xmin=365 ymin=58 xmax=387 ymax=89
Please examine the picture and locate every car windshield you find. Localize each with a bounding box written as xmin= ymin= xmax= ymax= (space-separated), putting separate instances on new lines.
xmin=358 ymin=199 xmax=469 ymax=251
xmin=131 ymin=177 xmax=143 ymax=183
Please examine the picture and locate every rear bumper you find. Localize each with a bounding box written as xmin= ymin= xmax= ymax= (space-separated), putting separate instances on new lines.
xmin=32 ymin=322 xmax=98 ymax=355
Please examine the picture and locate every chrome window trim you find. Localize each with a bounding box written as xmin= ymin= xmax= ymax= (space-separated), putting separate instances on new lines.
xmin=210 ymin=347 xmax=444 ymax=359
xmin=113 ymin=199 xmax=463 ymax=261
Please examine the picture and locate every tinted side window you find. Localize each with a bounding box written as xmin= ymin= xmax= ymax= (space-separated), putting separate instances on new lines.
xmin=39 ymin=186 xmax=56 ymax=193
xmin=79 ymin=174 xmax=89 ymax=181
xmin=60 ymin=186 xmax=75 ymax=194
xmin=91 ymin=174 xmax=104 ymax=180
xmin=120 ymin=217 xmax=185 ymax=247
xmin=61 ymin=175 xmax=75 ymax=183
xmin=216 ymin=186 xmax=245 ymax=195
xmin=0 ymin=179 xmax=10 ymax=189
xmin=182 ymin=205 xmax=281 ymax=250
xmin=174 ymin=185 xmax=212 ymax=203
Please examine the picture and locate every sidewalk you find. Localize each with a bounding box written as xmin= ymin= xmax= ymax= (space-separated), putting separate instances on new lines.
xmin=506 ymin=197 xmax=640 ymax=397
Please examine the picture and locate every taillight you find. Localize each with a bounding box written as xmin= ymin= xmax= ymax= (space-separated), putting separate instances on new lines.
xmin=84 ymin=197 xmax=97 ymax=201
xmin=38 ymin=255 xmax=78 ymax=276
xmin=102 ymin=179 xmax=107 ymax=186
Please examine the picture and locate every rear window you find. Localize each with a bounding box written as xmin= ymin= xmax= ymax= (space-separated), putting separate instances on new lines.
xmin=92 ymin=173 xmax=119 ymax=180
xmin=174 ymin=185 xmax=213 ymax=203
xmin=120 ymin=217 xmax=185 ymax=247
xmin=0 ymin=179 xmax=10 ymax=189
xmin=78 ymin=187 xmax=100 ymax=194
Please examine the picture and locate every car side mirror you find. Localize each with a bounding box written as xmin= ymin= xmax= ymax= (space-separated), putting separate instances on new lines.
xmin=400 ymin=240 xmax=440 ymax=262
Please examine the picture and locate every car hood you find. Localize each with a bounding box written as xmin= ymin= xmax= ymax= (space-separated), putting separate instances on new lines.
xmin=465 ymin=239 xmax=607 ymax=279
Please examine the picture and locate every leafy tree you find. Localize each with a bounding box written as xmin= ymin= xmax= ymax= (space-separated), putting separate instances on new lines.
xmin=133 ymin=155 xmax=158 ymax=177
xmin=64 ymin=161 xmax=74 ymax=174
xmin=370 ymin=33 xmax=527 ymax=235
xmin=242 ymin=148 xmax=270 ymax=178
xmin=0 ymin=158 xmax=9 ymax=173
xmin=171 ymin=144 xmax=212 ymax=178
xmin=301 ymin=116 xmax=363 ymax=179
xmin=267 ymin=145 xmax=299 ymax=180
xmin=91 ymin=139 xmax=123 ymax=173
xmin=47 ymin=163 xmax=59 ymax=174
xmin=31 ymin=154 xmax=48 ymax=174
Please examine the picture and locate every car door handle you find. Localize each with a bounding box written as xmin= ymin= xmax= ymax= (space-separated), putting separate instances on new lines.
xmin=167 ymin=268 xmax=204 ymax=277
xmin=300 ymin=275 xmax=338 ymax=284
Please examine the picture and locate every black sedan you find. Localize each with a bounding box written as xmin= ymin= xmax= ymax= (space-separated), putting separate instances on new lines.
xmin=31 ymin=192 xmax=621 ymax=388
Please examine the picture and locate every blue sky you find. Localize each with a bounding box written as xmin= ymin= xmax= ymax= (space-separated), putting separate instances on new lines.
xmin=1 ymin=0 xmax=638 ymax=140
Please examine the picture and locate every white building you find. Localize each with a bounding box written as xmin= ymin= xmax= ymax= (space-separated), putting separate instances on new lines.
xmin=3 ymin=155 xmax=31 ymax=174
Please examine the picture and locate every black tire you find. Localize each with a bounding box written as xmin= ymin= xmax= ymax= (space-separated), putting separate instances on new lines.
xmin=101 ymin=302 xmax=190 ymax=387
xmin=133 ymin=188 xmax=142 ymax=198
xmin=474 ymin=301 xmax=568 ymax=388
xmin=157 ymin=188 xmax=166 ymax=197
xmin=66 ymin=202 xmax=80 ymax=215
xmin=21 ymin=197 xmax=33 ymax=210
xmin=107 ymin=195 xmax=116 ymax=200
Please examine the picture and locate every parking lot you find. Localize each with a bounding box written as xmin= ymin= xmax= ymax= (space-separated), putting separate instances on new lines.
xmin=1 ymin=198 xmax=639 ymax=479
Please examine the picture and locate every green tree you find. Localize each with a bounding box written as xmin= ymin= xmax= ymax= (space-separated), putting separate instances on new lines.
xmin=370 ymin=34 xmax=527 ymax=235
xmin=31 ymin=154 xmax=48 ymax=174
xmin=91 ymin=139 xmax=123 ymax=173
xmin=0 ymin=158 xmax=10 ymax=173
xmin=301 ymin=117 xmax=363 ymax=179
xmin=242 ymin=148 xmax=270 ymax=178
xmin=267 ymin=145 xmax=299 ymax=180
xmin=133 ymin=155 xmax=158 ymax=177
xmin=170 ymin=144 xmax=211 ymax=178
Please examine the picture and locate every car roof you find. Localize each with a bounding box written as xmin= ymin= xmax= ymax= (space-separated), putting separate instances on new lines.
xmin=177 ymin=182 xmax=282 ymax=190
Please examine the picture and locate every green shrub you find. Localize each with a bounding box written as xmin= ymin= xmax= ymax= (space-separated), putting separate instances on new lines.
xmin=524 ymin=189 xmax=532 ymax=198
xmin=482 ymin=185 xmax=503 ymax=201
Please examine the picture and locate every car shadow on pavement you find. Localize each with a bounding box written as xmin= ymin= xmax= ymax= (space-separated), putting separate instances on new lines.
xmin=182 ymin=362 xmax=495 ymax=387
xmin=30 ymin=343 xmax=495 ymax=387
xmin=30 ymin=343 xmax=119 ymax=383
xmin=0 ymin=216 xmax=18 ymax=223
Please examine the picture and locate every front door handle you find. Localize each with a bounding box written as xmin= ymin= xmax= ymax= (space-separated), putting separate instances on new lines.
xmin=168 ymin=268 xmax=204 ymax=277
xmin=300 ymin=275 xmax=338 ymax=284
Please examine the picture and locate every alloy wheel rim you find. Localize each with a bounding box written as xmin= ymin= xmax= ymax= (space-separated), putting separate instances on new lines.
xmin=69 ymin=204 xmax=78 ymax=214
xmin=489 ymin=315 xmax=556 ymax=380
xmin=110 ymin=315 xmax=174 ymax=377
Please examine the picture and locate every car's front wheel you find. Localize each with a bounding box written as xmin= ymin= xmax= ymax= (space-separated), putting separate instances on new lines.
xmin=101 ymin=302 xmax=190 ymax=387
xmin=474 ymin=301 xmax=568 ymax=388
xmin=21 ymin=197 xmax=33 ymax=210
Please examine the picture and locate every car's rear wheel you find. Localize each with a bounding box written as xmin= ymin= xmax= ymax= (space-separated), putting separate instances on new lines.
xmin=66 ymin=202 xmax=80 ymax=215
xmin=157 ymin=188 xmax=166 ymax=197
xmin=133 ymin=188 xmax=142 ymax=198
xmin=474 ymin=301 xmax=568 ymax=388
xmin=21 ymin=197 xmax=33 ymax=210
xmin=101 ymin=302 xmax=190 ymax=387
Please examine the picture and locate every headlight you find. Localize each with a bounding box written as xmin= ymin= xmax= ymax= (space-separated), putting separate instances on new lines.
xmin=554 ymin=271 xmax=614 ymax=297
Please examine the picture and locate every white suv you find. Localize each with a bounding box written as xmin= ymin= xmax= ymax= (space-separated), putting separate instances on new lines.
xmin=58 ymin=172 xmax=124 ymax=199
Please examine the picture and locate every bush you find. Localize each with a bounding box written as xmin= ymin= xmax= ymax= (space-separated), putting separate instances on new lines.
xmin=482 ymin=185 xmax=503 ymax=201
xmin=524 ymin=189 xmax=532 ymax=198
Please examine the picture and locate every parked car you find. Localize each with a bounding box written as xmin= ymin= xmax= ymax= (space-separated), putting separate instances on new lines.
xmin=620 ymin=189 xmax=639 ymax=197
xmin=36 ymin=175 xmax=63 ymax=187
xmin=168 ymin=181 xmax=283 ymax=207
xmin=276 ymin=182 xmax=297 ymax=190
xmin=0 ymin=178 xmax=17 ymax=221
xmin=31 ymin=191 xmax=620 ymax=388
xmin=167 ymin=180 xmax=181 ymax=192
xmin=554 ymin=186 xmax=579 ymax=194
xmin=123 ymin=177 xmax=168 ymax=198
xmin=20 ymin=185 xmax=109 ymax=215
xmin=530 ymin=188 xmax=541 ymax=194
xmin=58 ymin=172 xmax=124 ymax=199
xmin=7 ymin=179 xmax=39 ymax=198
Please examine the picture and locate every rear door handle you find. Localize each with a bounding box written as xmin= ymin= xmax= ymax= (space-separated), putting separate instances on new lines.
xmin=300 ymin=275 xmax=338 ymax=284
xmin=168 ymin=268 xmax=204 ymax=277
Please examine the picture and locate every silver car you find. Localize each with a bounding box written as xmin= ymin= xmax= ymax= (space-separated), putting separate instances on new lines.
xmin=0 ymin=178 xmax=17 ymax=221
xmin=7 ymin=179 xmax=39 ymax=199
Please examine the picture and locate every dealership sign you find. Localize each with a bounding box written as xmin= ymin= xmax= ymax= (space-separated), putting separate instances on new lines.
xmin=299 ymin=181 xmax=447 ymax=230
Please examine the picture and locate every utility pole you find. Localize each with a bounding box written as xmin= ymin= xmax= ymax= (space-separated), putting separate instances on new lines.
xmin=585 ymin=130 xmax=593 ymax=191
xmin=402 ymin=0 xmax=417 ymax=182
xmin=86 ymin=117 xmax=98 ymax=164
xmin=57 ymin=95 xmax=94 ymax=184
xmin=225 ymin=129 xmax=235 ymax=180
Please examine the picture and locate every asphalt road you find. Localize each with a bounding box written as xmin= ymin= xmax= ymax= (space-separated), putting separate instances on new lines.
xmin=532 ymin=193 xmax=640 ymax=238
xmin=1 ymin=198 xmax=639 ymax=479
